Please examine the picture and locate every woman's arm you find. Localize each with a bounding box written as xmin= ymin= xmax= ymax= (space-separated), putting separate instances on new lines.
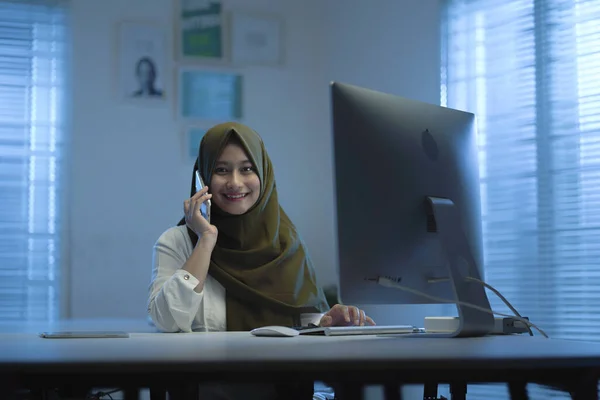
xmin=147 ymin=229 xmax=213 ymax=333
xmin=149 ymin=186 xmax=219 ymax=333
xmin=182 ymin=236 xmax=214 ymax=293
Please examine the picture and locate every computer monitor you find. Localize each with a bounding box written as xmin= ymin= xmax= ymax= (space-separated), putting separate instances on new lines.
xmin=330 ymin=81 xmax=495 ymax=337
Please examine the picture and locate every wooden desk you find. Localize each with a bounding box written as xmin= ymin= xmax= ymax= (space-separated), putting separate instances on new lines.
xmin=1 ymin=319 xmax=599 ymax=399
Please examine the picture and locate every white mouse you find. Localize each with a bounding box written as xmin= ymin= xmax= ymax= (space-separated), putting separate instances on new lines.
xmin=250 ymin=326 xmax=299 ymax=337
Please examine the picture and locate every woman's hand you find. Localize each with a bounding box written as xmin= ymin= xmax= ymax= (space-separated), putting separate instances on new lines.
xmin=318 ymin=304 xmax=376 ymax=327
xmin=183 ymin=186 xmax=218 ymax=247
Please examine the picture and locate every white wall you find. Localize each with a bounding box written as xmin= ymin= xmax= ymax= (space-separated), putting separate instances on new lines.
xmin=68 ymin=0 xmax=332 ymax=318
xmin=323 ymin=0 xmax=443 ymax=102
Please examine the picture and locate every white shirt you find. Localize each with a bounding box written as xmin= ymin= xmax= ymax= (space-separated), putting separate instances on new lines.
xmin=146 ymin=225 xmax=333 ymax=399
xmin=147 ymin=225 xmax=324 ymax=333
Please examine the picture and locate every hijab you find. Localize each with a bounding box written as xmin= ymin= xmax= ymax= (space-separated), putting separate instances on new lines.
xmin=177 ymin=122 xmax=329 ymax=331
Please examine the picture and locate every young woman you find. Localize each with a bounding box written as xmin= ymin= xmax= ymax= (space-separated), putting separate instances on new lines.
xmin=147 ymin=122 xmax=375 ymax=399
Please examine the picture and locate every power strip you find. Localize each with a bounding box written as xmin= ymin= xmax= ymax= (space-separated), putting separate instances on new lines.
xmin=424 ymin=316 xmax=530 ymax=335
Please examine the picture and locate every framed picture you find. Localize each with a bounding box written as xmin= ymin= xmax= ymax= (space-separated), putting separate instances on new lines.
xmin=230 ymin=11 xmax=283 ymax=66
xmin=175 ymin=0 xmax=229 ymax=63
xmin=185 ymin=125 xmax=210 ymax=160
xmin=177 ymin=68 xmax=243 ymax=120
xmin=117 ymin=21 xmax=167 ymax=102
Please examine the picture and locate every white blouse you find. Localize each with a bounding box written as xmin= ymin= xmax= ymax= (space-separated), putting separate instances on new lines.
xmin=146 ymin=225 xmax=333 ymax=400
xmin=147 ymin=225 xmax=324 ymax=333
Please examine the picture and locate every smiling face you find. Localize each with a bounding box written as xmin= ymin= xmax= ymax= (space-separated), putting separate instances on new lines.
xmin=209 ymin=141 xmax=261 ymax=215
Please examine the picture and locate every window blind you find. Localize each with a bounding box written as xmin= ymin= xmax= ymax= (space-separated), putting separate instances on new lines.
xmin=441 ymin=0 xmax=600 ymax=398
xmin=0 ymin=0 xmax=68 ymax=322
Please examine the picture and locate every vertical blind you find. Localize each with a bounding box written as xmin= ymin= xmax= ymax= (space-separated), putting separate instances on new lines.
xmin=442 ymin=0 xmax=600 ymax=398
xmin=0 ymin=0 xmax=68 ymax=322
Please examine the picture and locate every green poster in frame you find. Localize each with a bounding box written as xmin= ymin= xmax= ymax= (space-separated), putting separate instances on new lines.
xmin=180 ymin=1 xmax=223 ymax=59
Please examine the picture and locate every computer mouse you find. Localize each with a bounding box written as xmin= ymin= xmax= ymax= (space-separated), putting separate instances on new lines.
xmin=250 ymin=326 xmax=300 ymax=337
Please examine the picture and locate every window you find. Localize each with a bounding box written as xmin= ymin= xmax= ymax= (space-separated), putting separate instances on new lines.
xmin=0 ymin=0 xmax=69 ymax=322
xmin=442 ymin=0 xmax=600 ymax=398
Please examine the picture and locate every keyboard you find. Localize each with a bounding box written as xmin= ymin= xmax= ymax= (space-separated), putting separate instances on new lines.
xmin=295 ymin=325 xmax=417 ymax=336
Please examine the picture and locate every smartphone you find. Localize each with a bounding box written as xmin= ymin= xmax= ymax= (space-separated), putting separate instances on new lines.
xmin=39 ymin=331 xmax=130 ymax=339
xmin=195 ymin=170 xmax=211 ymax=223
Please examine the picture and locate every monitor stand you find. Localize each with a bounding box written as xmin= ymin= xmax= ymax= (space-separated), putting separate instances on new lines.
xmin=398 ymin=196 xmax=495 ymax=338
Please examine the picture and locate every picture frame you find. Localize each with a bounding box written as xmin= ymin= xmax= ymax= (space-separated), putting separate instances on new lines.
xmin=184 ymin=125 xmax=211 ymax=160
xmin=177 ymin=67 xmax=243 ymax=121
xmin=175 ymin=0 xmax=229 ymax=64
xmin=116 ymin=21 xmax=168 ymax=103
xmin=230 ymin=11 xmax=283 ymax=66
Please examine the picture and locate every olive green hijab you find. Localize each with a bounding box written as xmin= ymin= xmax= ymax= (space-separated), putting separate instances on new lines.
xmin=177 ymin=122 xmax=329 ymax=331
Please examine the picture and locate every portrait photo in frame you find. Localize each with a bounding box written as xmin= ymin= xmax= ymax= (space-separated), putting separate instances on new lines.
xmin=116 ymin=21 xmax=168 ymax=102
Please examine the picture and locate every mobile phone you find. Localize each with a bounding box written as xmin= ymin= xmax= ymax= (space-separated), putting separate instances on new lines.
xmin=39 ymin=331 xmax=130 ymax=339
xmin=195 ymin=170 xmax=211 ymax=223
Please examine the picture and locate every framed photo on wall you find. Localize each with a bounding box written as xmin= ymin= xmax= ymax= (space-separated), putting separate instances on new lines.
xmin=185 ymin=125 xmax=210 ymax=160
xmin=117 ymin=21 xmax=167 ymax=102
xmin=177 ymin=67 xmax=243 ymax=120
xmin=176 ymin=0 xmax=229 ymax=63
xmin=230 ymin=11 xmax=283 ymax=66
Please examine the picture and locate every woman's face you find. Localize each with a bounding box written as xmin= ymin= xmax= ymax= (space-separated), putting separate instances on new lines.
xmin=209 ymin=142 xmax=261 ymax=215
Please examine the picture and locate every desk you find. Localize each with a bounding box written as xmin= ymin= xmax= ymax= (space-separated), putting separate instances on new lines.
xmin=1 ymin=320 xmax=600 ymax=400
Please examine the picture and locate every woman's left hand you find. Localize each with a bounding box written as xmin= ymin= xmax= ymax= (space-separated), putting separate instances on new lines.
xmin=319 ymin=304 xmax=376 ymax=327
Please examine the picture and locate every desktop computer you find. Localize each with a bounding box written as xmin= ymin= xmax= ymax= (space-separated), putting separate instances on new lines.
xmin=330 ymin=81 xmax=495 ymax=338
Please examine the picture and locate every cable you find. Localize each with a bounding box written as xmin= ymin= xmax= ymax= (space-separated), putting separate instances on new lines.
xmin=379 ymin=276 xmax=546 ymax=337
xmin=468 ymin=277 xmax=534 ymax=337
xmin=428 ymin=277 xmax=534 ymax=337
xmin=375 ymin=276 xmax=548 ymax=338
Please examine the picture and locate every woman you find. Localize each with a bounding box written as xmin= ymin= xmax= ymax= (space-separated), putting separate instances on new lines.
xmin=147 ymin=122 xmax=375 ymax=398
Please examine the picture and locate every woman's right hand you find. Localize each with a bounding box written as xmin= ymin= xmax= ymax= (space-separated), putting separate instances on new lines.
xmin=184 ymin=186 xmax=218 ymax=247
